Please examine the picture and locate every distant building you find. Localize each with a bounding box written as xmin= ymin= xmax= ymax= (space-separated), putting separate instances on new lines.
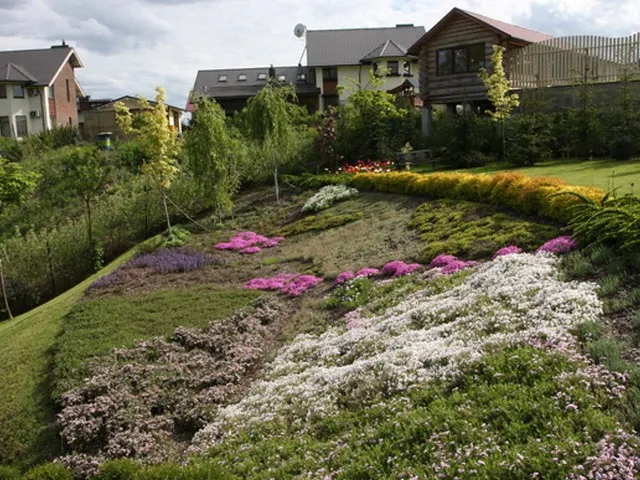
xmin=80 ymin=95 xmax=185 ymax=140
xmin=306 ymin=24 xmax=426 ymax=110
xmin=0 ymin=42 xmax=83 ymax=139
xmin=187 ymin=65 xmax=320 ymax=115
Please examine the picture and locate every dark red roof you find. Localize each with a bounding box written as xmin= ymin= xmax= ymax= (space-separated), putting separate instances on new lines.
xmin=408 ymin=7 xmax=552 ymax=55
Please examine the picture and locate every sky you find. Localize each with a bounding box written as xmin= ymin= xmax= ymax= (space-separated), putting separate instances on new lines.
xmin=0 ymin=0 xmax=638 ymax=109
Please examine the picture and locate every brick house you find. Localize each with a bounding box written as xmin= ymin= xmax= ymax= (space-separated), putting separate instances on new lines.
xmin=0 ymin=42 xmax=83 ymax=139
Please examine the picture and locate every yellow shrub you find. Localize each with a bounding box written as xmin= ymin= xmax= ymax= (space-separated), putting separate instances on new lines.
xmin=350 ymin=171 xmax=606 ymax=225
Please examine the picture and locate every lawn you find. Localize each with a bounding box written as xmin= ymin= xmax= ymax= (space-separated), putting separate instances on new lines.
xmin=0 ymin=246 xmax=140 ymax=468
xmin=416 ymin=158 xmax=640 ymax=195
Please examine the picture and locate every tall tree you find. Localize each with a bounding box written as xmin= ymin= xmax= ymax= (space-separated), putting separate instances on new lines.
xmin=479 ymin=45 xmax=520 ymax=159
xmin=115 ymin=87 xmax=180 ymax=235
xmin=245 ymin=80 xmax=296 ymax=203
xmin=184 ymin=97 xmax=240 ymax=215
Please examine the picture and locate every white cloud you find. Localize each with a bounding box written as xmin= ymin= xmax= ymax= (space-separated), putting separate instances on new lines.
xmin=0 ymin=0 xmax=638 ymax=108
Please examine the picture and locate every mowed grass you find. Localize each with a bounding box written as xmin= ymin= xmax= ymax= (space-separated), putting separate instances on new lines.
xmin=0 ymin=247 xmax=139 ymax=468
xmin=455 ymin=158 xmax=640 ymax=194
xmin=52 ymin=286 xmax=261 ymax=398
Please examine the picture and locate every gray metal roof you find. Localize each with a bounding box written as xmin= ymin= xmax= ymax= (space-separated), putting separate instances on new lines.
xmin=306 ymin=25 xmax=425 ymax=67
xmin=0 ymin=46 xmax=82 ymax=86
xmin=192 ymin=65 xmax=318 ymax=99
xmin=361 ymin=39 xmax=410 ymax=61
xmin=0 ymin=62 xmax=37 ymax=83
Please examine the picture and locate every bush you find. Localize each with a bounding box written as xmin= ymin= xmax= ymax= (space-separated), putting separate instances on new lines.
xmin=0 ymin=466 xmax=20 ymax=480
xmin=22 ymin=464 xmax=72 ymax=480
xmin=351 ymin=171 xmax=605 ymax=225
xmin=94 ymin=459 xmax=142 ymax=480
xmin=506 ymin=113 xmax=554 ymax=166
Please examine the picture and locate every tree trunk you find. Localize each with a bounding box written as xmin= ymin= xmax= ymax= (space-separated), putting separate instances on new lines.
xmin=0 ymin=258 xmax=13 ymax=320
xmin=273 ymin=153 xmax=280 ymax=204
xmin=162 ymin=188 xmax=172 ymax=235
xmin=85 ymin=197 xmax=93 ymax=249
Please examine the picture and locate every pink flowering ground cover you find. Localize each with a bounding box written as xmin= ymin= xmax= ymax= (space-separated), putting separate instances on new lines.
xmin=382 ymin=260 xmax=422 ymax=277
xmin=537 ymin=235 xmax=578 ymax=254
xmin=492 ymin=245 xmax=523 ymax=259
xmin=215 ymin=232 xmax=285 ymax=253
xmin=428 ymin=254 xmax=477 ymax=275
xmin=334 ymin=267 xmax=381 ymax=286
xmin=244 ymin=273 xmax=323 ymax=296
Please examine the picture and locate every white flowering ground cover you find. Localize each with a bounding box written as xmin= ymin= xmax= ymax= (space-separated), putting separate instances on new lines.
xmin=302 ymin=185 xmax=358 ymax=212
xmin=191 ymin=253 xmax=603 ymax=450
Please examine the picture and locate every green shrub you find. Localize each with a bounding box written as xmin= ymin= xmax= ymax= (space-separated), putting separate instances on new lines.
xmin=22 ymin=464 xmax=71 ymax=480
xmin=597 ymin=274 xmax=623 ymax=297
xmin=561 ymin=251 xmax=594 ymax=280
xmin=278 ymin=212 xmax=363 ymax=237
xmin=94 ymin=459 xmax=142 ymax=480
xmin=282 ymin=173 xmax=355 ymax=190
xmin=0 ymin=466 xmax=20 ymax=480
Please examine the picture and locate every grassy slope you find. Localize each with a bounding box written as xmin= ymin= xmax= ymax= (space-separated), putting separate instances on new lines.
xmin=53 ymin=286 xmax=261 ymax=398
xmin=0 ymin=247 xmax=139 ymax=468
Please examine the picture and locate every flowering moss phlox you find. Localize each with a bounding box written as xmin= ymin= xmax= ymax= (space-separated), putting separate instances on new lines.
xmin=302 ymin=185 xmax=358 ymax=213
xmin=536 ymin=235 xmax=578 ymax=254
xmin=493 ymin=245 xmax=523 ymax=259
xmin=428 ymin=254 xmax=477 ymax=275
xmin=334 ymin=267 xmax=380 ymax=286
xmin=382 ymin=260 xmax=422 ymax=277
xmin=215 ymin=231 xmax=284 ymax=252
xmin=244 ymin=273 xmax=323 ymax=296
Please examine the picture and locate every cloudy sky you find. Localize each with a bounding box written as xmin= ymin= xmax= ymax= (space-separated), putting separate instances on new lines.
xmin=1 ymin=0 xmax=638 ymax=108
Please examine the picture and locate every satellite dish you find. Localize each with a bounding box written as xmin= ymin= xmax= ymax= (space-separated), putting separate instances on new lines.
xmin=294 ymin=23 xmax=307 ymax=38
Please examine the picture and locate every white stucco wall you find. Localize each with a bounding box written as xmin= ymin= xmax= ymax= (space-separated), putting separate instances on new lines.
xmin=315 ymin=57 xmax=420 ymax=111
xmin=0 ymin=84 xmax=47 ymax=139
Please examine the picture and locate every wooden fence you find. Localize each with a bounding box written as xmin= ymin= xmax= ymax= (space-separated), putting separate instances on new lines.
xmin=506 ymin=33 xmax=640 ymax=89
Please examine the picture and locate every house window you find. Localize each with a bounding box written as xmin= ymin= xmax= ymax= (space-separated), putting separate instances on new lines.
xmin=48 ymin=86 xmax=55 ymax=99
xmin=15 ymin=115 xmax=27 ymax=137
xmin=257 ymin=73 xmax=267 ymax=81
xmin=0 ymin=116 xmax=10 ymax=137
xmin=12 ymin=85 xmax=24 ymax=98
xmin=0 ymin=85 xmax=6 ymax=99
xmin=437 ymin=43 xmax=485 ymax=75
xmin=66 ymin=79 xmax=71 ymax=102
xmin=322 ymin=68 xmax=338 ymax=81
xmin=238 ymin=74 xmax=247 ymax=81
xmin=403 ymin=61 xmax=411 ymax=76
xmin=218 ymin=74 xmax=228 ymax=82
xmin=277 ymin=74 xmax=286 ymax=82
xmin=297 ymin=72 xmax=306 ymax=81
xmin=68 ymin=117 xmax=72 ymax=125
xmin=387 ymin=60 xmax=399 ymax=75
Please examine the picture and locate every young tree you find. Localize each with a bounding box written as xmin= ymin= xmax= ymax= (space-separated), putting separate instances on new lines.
xmin=58 ymin=146 xmax=112 ymax=263
xmin=244 ymin=80 xmax=296 ymax=203
xmin=115 ymin=86 xmax=180 ymax=235
xmin=479 ymin=45 xmax=520 ymax=159
xmin=184 ymin=97 xmax=240 ymax=215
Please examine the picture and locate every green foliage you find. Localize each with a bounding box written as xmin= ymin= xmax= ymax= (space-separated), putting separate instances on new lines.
xmin=588 ymin=338 xmax=626 ymax=372
xmin=278 ymin=211 xmax=363 ymax=237
xmin=568 ymin=78 xmax=606 ymax=159
xmin=164 ymin=224 xmax=191 ymax=247
xmin=568 ymin=195 xmax=640 ymax=252
xmin=113 ymin=140 xmax=149 ymax=173
xmin=0 ymin=159 xmax=39 ymax=214
xmin=184 ymin=97 xmax=241 ymax=214
xmin=0 ymin=466 xmax=20 ymax=480
xmin=52 ymin=286 xmax=261 ymax=399
xmin=0 ymin=137 xmax=23 ymax=162
xmin=409 ymin=199 xmax=559 ymax=261
xmin=190 ymin=346 xmax=626 ymax=479
xmin=22 ymin=464 xmax=72 ymax=480
xmin=506 ymin=113 xmax=554 ymax=166
xmin=325 ymin=277 xmax=377 ymax=310
xmin=336 ymin=83 xmax=419 ymax=161
xmin=94 ymin=459 xmax=142 ymax=480
xmin=576 ymin=321 xmax=604 ymax=343
xmin=605 ymin=72 xmax=640 ymax=160
xmin=282 ymin=173 xmax=355 ymax=190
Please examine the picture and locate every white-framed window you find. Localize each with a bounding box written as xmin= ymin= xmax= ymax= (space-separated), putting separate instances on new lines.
xmin=218 ymin=74 xmax=228 ymax=82
xmin=12 ymin=85 xmax=24 ymax=98
xmin=0 ymin=85 xmax=6 ymax=99
xmin=257 ymin=73 xmax=267 ymax=81
xmin=238 ymin=74 xmax=247 ymax=81
xmin=0 ymin=116 xmax=10 ymax=137
xmin=277 ymin=74 xmax=286 ymax=82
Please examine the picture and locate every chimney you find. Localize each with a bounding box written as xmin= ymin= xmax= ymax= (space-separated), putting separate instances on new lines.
xmin=51 ymin=40 xmax=68 ymax=49
xmin=268 ymin=64 xmax=276 ymax=79
xmin=395 ymin=23 xmax=414 ymax=27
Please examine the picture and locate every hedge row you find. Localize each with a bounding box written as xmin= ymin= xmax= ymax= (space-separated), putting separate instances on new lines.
xmin=289 ymin=171 xmax=605 ymax=225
